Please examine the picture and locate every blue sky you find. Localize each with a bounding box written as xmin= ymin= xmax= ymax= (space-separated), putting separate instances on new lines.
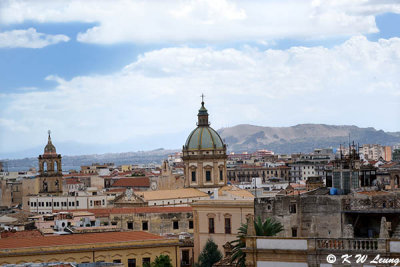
xmin=0 ymin=0 xmax=400 ymax=158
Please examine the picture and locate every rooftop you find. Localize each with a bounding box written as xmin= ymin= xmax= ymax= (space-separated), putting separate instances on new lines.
xmin=356 ymin=191 xmax=390 ymax=196
xmin=137 ymin=188 xmax=208 ymax=200
xmin=0 ymin=231 xmax=163 ymax=250
xmin=54 ymin=206 xmax=193 ymax=217
xmin=111 ymin=177 xmax=150 ymax=187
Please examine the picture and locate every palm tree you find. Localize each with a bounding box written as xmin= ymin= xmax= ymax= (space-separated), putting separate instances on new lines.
xmin=230 ymin=216 xmax=283 ymax=267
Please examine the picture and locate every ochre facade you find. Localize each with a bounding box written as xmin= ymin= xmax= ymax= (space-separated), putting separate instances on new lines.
xmin=191 ymin=200 xmax=254 ymax=261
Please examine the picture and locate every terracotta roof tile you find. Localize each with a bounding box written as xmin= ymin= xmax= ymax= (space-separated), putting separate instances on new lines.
xmin=0 ymin=230 xmax=42 ymax=239
xmin=111 ymin=177 xmax=150 ymax=187
xmin=65 ymin=178 xmax=82 ymax=185
xmin=107 ymin=188 xmax=126 ymax=193
xmin=0 ymin=231 xmax=163 ymax=249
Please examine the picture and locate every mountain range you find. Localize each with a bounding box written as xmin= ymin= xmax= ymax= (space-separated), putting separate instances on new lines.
xmin=218 ymin=124 xmax=400 ymax=153
xmin=2 ymin=124 xmax=399 ymax=171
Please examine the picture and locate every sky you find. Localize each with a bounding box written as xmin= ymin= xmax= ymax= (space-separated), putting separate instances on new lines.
xmin=0 ymin=0 xmax=400 ymax=158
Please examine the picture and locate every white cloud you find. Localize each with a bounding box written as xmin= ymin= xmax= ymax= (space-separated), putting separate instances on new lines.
xmin=0 ymin=36 xmax=399 ymax=153
xmin=1 ymin=0 xmax=400 ymax=44
xmin=0 ymin=28 xmax=69 ymax=48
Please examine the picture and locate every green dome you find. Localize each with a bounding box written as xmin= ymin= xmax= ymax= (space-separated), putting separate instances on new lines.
xmin=185 ymin=126 xmax=224 ymax=150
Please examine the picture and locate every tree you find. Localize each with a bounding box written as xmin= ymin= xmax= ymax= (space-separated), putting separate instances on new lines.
xmin=230 ymin=216 xmax=283 ymax=267
xmin=150 ymin=255 xmax=173 ymax=267
xmin=198 ymin=238 xmax=222 ymax=267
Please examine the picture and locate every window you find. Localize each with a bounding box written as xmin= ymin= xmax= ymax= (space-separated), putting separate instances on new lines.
xmin=191 ymin=171 xmax=196 ymax=182
xmin=173 ymin=221 xmax=179 ymax=230
xmin=292 ymin=228 xmax=297 ymax=237
xmin=142 ymin=257 xmax=151 ymax=267
xmin=208 ymin=218 xmax=215 ymax=233
xmin=225 ymin=218 xmax=231 ymax=234
xmin=189 ymin=220 xmax=193 ymax=229
xmin=128 ymin=259 xmax=136 ymax=267
xmin=182 ymin=250 xmax=190 ymax=265
xmin=206 ymin=171 xmax=211 ymax=182
xmin=90 ymin=200 xmax=93 ymax=206
xmin=127 ymin=222 xmax=133 ymax=230
xmin=220 ymin=170 xmax=223 ymax=181
xmin=102 ymin=199 xmax=105 ymax=205
xmin=113 ymin=259 xmax=121 ymax=263
xmin=289 ymin=203 xmax=297 ymax=213
xmin=142 ymin=221 xmax=148 ymax=231
xmin=76 ymin=201 xmax=79 ymax=206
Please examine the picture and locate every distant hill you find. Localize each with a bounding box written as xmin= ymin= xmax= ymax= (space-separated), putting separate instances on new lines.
xmin=1 ymin=149 xmax=179 ymax=172
xmin=3 ymin=124 xmax=399 ymax=171
xmin=218 ymin=124 xmax=400 ymax=153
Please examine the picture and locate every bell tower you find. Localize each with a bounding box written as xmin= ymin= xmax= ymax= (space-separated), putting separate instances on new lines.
xmin=38 ymin=130 xmax=62 ymax=193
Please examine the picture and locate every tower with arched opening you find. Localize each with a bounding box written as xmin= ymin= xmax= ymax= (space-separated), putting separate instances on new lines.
xmin=38 ymin=131 xmax=62 ymax=193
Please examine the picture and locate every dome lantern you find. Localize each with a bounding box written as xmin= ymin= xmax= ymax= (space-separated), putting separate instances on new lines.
xmin=197 ymin=94 xmax=209 ymax=126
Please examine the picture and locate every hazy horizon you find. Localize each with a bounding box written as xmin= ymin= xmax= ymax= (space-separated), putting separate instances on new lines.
xmin=1 ymin=122 xmax=399 ymax=160
xmin=1 ymin=1 xmax=400 ymax=157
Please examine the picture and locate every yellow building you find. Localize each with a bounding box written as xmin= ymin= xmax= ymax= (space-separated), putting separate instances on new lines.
xmin=0 ymin=231 xmax=181 ymax=266
xmin=121 ymin=165 xmax=133 ymax=172
xmin=191 ymin=199 xmax=254 ymax=261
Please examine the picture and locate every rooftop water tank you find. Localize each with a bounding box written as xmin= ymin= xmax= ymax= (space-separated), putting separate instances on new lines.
xmin=330 ymin=188 xmax=338 ymax=195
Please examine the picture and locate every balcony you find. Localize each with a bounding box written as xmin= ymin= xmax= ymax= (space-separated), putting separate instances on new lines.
xmin=315 ymin=238 xmax=385 ymax=252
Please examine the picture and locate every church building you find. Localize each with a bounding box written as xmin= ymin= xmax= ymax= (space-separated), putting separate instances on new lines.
xmin=38 ymin=131 xmax=63 ymax=194
xmin=182 ymin=99 xmax=227 ymax=193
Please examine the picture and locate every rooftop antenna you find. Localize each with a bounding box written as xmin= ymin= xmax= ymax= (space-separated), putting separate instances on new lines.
xmin=348 ymin=133 xmax=351 ymax=157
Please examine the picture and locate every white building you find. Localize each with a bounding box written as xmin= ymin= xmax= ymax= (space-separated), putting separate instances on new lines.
xmin=361 ymin=144 xmax=391 ymax=161
xmin=26 ymin=190 xmax=108 ymax=214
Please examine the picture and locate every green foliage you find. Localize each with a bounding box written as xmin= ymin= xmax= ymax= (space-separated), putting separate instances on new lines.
xmin=230 ymin=216 xmax=283 ymax=267
xmin=150 ymin=255 xmax=173 ymax=267
xmin=198 ymin=238 xmax=222 ymax=267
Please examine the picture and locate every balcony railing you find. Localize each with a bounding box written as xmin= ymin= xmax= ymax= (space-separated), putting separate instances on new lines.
xmin=316 ymin=238 xmax=384 ymax=252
